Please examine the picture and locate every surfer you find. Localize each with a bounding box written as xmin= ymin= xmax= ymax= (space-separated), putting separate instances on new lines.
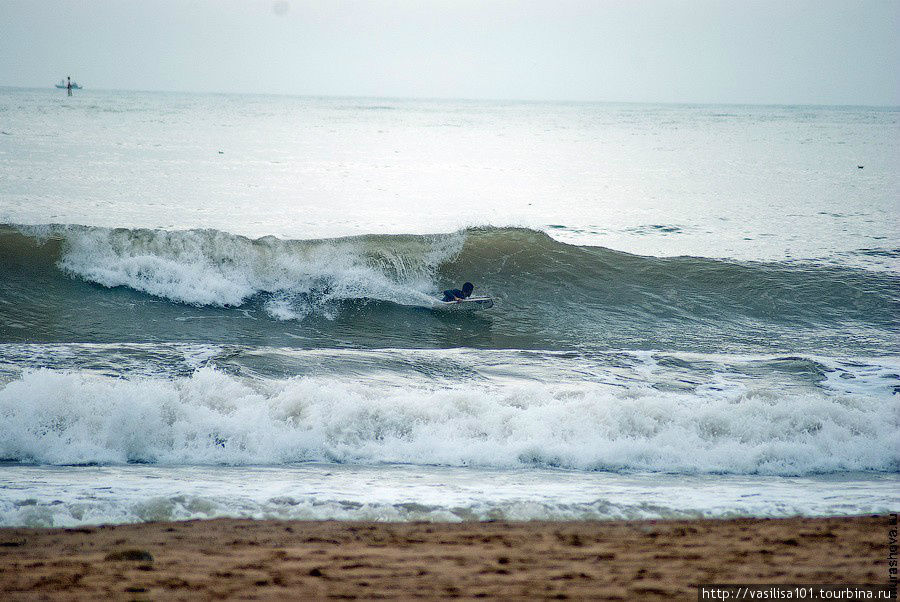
xmin=66 ymin=76 xmax=72 ymax=97
xmin=442 ymin=282 xmax=474 ymax=302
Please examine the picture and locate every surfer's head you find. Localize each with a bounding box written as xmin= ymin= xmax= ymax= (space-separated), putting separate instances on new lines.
xmin=462 ymin=282 xmax=474 ymax=297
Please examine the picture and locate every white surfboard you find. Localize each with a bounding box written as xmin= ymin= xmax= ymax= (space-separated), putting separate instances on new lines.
xmin=433 ymin=296 xmax=494 ymax=311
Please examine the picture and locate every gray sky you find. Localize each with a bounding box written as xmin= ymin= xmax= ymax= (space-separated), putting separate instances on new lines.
xmin=1 ymin=0 xmax=898 ymax=105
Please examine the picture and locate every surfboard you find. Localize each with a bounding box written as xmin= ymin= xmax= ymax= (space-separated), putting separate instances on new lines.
xmin=433 ymin=296 xmax=494 ymax=311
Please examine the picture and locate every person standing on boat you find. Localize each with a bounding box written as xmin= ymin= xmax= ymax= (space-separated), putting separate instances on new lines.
xmin=66 ymin=76 xmax=72 ymax=96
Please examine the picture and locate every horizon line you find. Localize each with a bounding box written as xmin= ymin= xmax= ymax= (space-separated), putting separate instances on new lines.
xmin=1 ymin=84 xmax=898 ymax=110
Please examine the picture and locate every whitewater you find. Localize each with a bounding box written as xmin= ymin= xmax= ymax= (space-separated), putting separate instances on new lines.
xmin=0 ymin=87 xmax=897 ymax=526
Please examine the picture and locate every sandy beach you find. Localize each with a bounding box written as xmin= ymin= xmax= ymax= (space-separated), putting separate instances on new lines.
xmin=0 ymin=515 xmax=890 ymax=600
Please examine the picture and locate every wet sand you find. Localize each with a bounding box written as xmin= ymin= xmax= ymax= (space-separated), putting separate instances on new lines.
xmin=0 ymin=515 xmax=889 ymax=600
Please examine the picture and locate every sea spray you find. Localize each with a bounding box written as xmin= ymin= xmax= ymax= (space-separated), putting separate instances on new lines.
xmin=50 ymin=225 xmax=462 ymax=314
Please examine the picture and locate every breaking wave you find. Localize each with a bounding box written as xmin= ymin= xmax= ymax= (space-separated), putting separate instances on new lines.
xmin=1 ymin=223 xmax=897 ymax=354
xmin=1 ymin=367 xmax=896 ymax=475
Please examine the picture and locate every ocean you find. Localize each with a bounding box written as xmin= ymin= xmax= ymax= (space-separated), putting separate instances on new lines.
xmin=0 ymin=87 xmax=897 ymax=526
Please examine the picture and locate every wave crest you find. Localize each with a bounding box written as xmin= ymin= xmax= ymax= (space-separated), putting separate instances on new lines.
xmin=2 ymin=224 xmax=897 ymax=353
xmin=29 ymin=225 xmax=465 ymax=319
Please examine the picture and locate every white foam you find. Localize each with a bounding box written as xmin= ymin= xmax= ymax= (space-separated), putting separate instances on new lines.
xmin=1 ymin=463 xmax=897 ymax=527
xmin=53 ymin=226 xmax=464 ymax=317
xmin=1 ymin=367 xmax=896 ymax=475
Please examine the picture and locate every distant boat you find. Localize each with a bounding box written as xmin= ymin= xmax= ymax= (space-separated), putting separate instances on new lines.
xmin=55 ymin=79 xmax=82 ymax=90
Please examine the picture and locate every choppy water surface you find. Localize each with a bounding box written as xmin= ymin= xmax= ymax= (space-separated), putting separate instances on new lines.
xmin=0 ymin=88 xmax=897 ymax=526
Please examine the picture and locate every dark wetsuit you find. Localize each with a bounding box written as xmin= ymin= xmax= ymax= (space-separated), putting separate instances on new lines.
xmin=442 ymin=289 xmax=470 ymax=302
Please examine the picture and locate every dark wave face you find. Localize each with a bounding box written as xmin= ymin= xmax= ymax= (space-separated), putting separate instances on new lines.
xmin=1 ymin=224 xmax=896 ymax=354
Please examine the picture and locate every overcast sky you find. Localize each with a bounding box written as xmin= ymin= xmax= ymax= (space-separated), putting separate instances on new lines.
xmin=1 ymin=0 xmax=898 ymax=105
